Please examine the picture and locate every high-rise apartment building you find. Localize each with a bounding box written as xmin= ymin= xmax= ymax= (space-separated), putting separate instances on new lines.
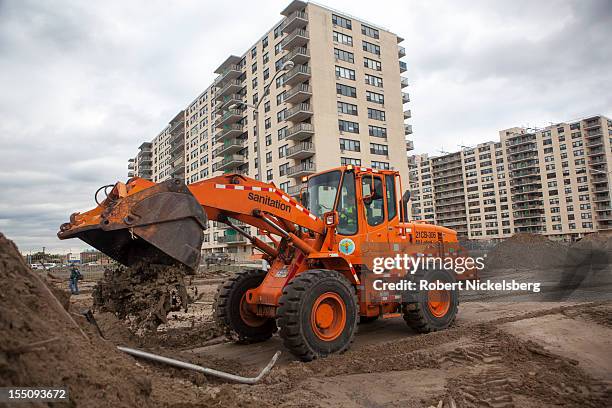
xmin=409 ymin=115 xmax=612 ymax=241
xmin=129 ymin=1 xmax=413 ymax=259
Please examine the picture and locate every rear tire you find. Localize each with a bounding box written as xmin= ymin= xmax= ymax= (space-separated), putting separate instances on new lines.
xmin=403 ymin=268 xmax=458 ymax=333
xmin=213 ymin=269 xmax=277 ymax=343
xmin=277 ymin=269 xmax=358 ymax=361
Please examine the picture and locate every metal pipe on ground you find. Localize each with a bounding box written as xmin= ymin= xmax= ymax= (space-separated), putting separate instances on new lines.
xmin=117 ymin=346 xmax=281 ymax=384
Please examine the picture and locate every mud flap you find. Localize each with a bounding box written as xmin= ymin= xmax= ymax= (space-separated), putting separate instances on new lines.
xmin=62 ymin=179 xmax=207 ymax=270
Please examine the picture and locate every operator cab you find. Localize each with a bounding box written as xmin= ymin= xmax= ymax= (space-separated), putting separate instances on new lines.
xmin=302 ymin=165 xmax=407 ymax=239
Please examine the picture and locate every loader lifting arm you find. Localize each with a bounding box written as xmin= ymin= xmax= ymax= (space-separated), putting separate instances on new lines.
xmin=58 ymin=173 xmax=326 ymax=270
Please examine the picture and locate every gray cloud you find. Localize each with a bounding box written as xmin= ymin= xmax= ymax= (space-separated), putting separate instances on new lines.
xmin=1 ymin=0 xmax=611 ymax=253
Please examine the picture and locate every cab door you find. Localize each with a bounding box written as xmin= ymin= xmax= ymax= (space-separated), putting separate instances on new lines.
xmin=358 ymin=174 xmax=389 ymax=245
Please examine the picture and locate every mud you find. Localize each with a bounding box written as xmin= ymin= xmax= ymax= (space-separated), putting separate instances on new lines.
xmin=0 ymin=233 xmax=154 ymax=406
xmin=484 ymin=233 xmax=568 ymax=270
xmin=93 ymin=262 xmax=193 ymax=333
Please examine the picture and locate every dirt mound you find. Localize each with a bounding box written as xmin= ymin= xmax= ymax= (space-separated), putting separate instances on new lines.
xmin=93 ymin=263 xmax=192 ymax=333
xmin=0 ymin=233 xmax=153 ymax=406
xmin=485 ymin=233 xmax=568 ymax=270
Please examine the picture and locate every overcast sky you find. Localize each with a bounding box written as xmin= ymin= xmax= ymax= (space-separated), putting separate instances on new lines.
xmin=0 ymin=0 xmax=611 ymax=253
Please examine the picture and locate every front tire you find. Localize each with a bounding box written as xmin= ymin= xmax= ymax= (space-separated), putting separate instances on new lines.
xmin=213 ymin=269 xmax=276 ymax=343
xmin=277 ymin=269 xmax=358 ymax=361
xmin=403 ymin=268 xmax=458 ymax=333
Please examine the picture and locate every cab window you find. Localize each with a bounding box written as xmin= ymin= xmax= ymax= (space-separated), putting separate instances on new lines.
xmin=361 ymin=176 xmax=385 ymax=226
xmin=385 ymin=174 xmax=397 ymax=220
xmin=337 ymin=172 xmax=358 ymax=235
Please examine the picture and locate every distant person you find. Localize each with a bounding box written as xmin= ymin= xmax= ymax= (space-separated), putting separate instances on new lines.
xmin=69 ymin=264 xmax=83 ymax=294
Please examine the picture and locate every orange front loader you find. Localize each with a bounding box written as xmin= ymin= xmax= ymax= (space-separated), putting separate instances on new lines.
xmin=59 ymin=166 xmax=471 ymax=361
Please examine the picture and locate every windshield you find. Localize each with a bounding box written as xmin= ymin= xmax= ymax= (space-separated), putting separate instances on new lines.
xmin=306 ymin=170 xmax=341 ymax=218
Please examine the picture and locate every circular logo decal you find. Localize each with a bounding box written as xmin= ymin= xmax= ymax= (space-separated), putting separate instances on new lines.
xmin=338 ymin=238 xmax=356 ymax=255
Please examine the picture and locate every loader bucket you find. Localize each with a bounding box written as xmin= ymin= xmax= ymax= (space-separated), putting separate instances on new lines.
xmin=58 ymin=179 xmax=207 ymax=271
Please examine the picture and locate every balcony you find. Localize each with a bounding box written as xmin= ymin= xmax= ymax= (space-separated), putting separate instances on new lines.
xmin=587 ymin=148 xmax=605 ymax=157
xmin=216 ymin=154 xmax=246 ymax=171
xmin=282 ymin=28 xmax=309 ymax=50
xmin=215 ymin=124 xmax=245 ymax=142
xmin=215 ymin=108 xmax=243 ymax=127
xmin=169 ymin=140 xmax=185 ymax=156
xmin=170 ymin=163 xmax=185 ymax=176
xmin=284 ymin=84 xmax=312 ymax=104
xmin=287 ymin=142 xmax=315 ymax=159
xmin=214 ymin=139 xmax=245 ymax=156
xmin=217 ymin=232 xmax=247 ymax=244
xmin=286 ymin=123 xmax=314 ymax=141
xmin=287 ymin=162 xmax=316 ymax=178
xmin=283 ymin=10 xmax=308 ymax=33
xmin=220 ymin=93 xmax=245 ymax=109
xmin=404 ymin=109 xmax=411 ymax=119
xmin=399 ymin=61 xmax=407 ymax=73
xmin=128 ymin=171 xmax=135 ymax=177
xmin=284 ymin=65 xmax=311 ymax=86
xmin=406 ymin=140 xmax=414 ymax=151
xmin=285 ymin=47 xmax=310 ymax=64
xmin=215 ymin=64 xmax=242 ymax=85
xmin=216 ymin=80 xmax=244 ymax=99
xmin=128 ymin=163 xmax=134 ymax=170
xmin=287 ymin=184 xmax=306 ymax=198
xmin=402 ymin=92 xmax=410 ymax=104
xmin=285 ymin=103 xmax=313 ymax=122
xmin=398 ymin=45 xmax=406 ymax=58
xmin=404 ymin=124 xmax=413 ymax=135
xmin=583 ymin=118 xmax=600 ymax=129
xmin=400 ymin=77 xmax=409 ymax=88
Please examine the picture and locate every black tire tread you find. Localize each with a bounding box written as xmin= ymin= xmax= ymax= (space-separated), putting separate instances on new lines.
xmin=277 ymin=269 xmax=358 ymax=361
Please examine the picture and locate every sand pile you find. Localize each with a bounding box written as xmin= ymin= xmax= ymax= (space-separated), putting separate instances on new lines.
xmin=0 ymin=233 xmax=153 ymax=406
xmin=93 ymin=263 xmax=192 ymax=333
xmin=485 ymin=233 xmax=568 ymax=270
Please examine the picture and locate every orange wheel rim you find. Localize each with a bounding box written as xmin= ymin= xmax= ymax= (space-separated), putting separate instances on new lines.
xmin=427 ymin=288 xmax=450 ymax=318
xmin=311 ymin=292 xmax=346 ymax=341
xmin=239 ymin=293 xmax=266 ymax=327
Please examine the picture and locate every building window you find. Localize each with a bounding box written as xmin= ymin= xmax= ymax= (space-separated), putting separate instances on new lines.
xmin=262 ymin=36 xmax=268 ymax=48
xmin=279 ymin=162 xmax=289 ymax=176
xmin=332 ymin=14 xmax=352 ymax=29
xmin=333 ymin=31 xmax=353 ymax=46
xmin=361 ymin=24 xmax=379 ymax=39
xmin=334 ymin=48 xmax=354 ymax=63
xmin=264 ymin=118 xmax=271 ymax=130
xmin=265 ymin=134 xmax=272 ymax=146
xmin=275 ymin=42 xmax=282 ymax=55
xmin=368 ymin=108 xmax=386 ymax=121
xmin=276 ymin=91 xmax=285 ymax=105
xmin=364 ymin=57 xmax=381 ymax=71
xmin=266 ymin=169 xmax=273 ymax=181
xmin=264 ymin=101 xmax=270 ymax=113
xmin=335 ymin=65 xmax=356 ymax=80
xmin=337 ymin=101 xmax=358 ymax=115
xmin=372 ymin=161 xmax=390 ymax=169
xmin=370 ymin=143 xmax=388 ymax=155
xmin=277 ymin=126 xmax=287 ymax=140
xmin=338 ymin=119 xmax=359 ymax=133
xmin=336 ymin=83 xmax=357 ymax=97
xmin=362 ymin=41 xmax=380 ymax=55
xmin=263 ymin=68 xmax=270 ymax=80
xmin=340 ymin=138 xmax=360 ymax=152
xmin=368 ymin=125 xmax=387 ymax=138
xmin=275 ymin=74 xmax=285 ymax=88
xmin=365 ymin=74 xmax=383 ymax=87
xmin=279 ymin=144 xmax=287 ymax=158
xmin=274 ymin=24 xmax=283 ymax=39
xmin=341 ymin=157 xmax=361 ymax=166
xmin=252 ymin=77 xmax=258 ymax=88
xmin=366 ymin=91 xmax=384 ymax=104
xmin=277 ymin=109 xmax=286 ymax=122
xmin=251 ymin=47 xmax=257 ymax=58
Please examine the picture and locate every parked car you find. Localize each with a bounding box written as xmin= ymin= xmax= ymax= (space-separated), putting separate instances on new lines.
xmin=204 ymin=252 xmax=231 ymax=266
